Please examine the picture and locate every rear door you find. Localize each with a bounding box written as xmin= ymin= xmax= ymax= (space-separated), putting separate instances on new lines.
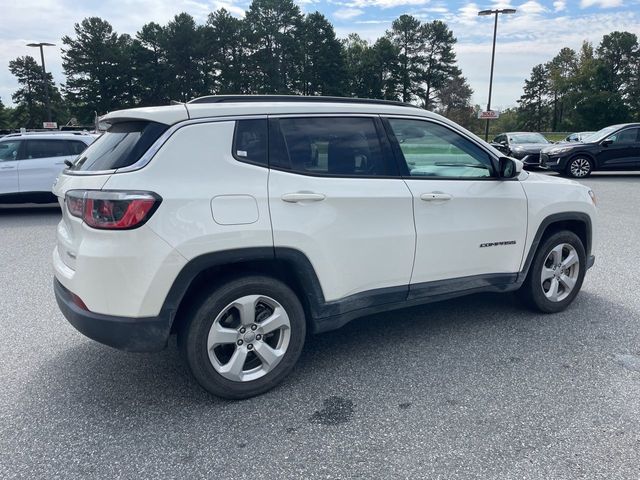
xmin=0 ymin=139 xmax=21 ymax=195
xmin=383 ymin=117 xmax=528 ymax=294
xmin=597 ymin=127 xmax=640 ymax=169
xmin=19 ymin=139 xmax=76 ymax=193
xmin=267 ymin=115 xmax=416 ymax=304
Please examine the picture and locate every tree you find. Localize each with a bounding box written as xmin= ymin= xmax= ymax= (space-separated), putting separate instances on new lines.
xmin=436 ymin=73 xmax=474 ymax=127
xmin=518 ymin=64 xmax=549 ymax=131
xmin=301 ymin=12 xmax=346 ymax=96
xmin=420 ymin=20 xmax=458 ymax=110
xmin=9 ymin=55 xmax=65 ymax=128
xmin=161 ymin=13 xmax=208 ymax=102
xmin=62 ymin=17 xmax=134 ymax=122
xmin=244 ymin=0 xmax=304 ymax=94
xmin=205 ymin=9 xmax=249 ymax=94
xmin=387 ymin=15 xmax=424 ymax=103
xmin=133 ymin=22 xmax=170 ymax=106
xmin=546 ymin=47 xmax=577 ymax=130
xmin=0 ymin=97 xmax=13 ymax=129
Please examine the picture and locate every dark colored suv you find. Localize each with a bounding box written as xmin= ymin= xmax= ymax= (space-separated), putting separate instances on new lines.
xmin=490 ymin=132 xmax=551 ymax=168
xmin=541 ymin=123 xmax=640 ymax=178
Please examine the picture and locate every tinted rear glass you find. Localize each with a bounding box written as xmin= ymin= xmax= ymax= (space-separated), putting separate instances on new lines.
xmin=69 ymin=121 xmax=167 ymax=171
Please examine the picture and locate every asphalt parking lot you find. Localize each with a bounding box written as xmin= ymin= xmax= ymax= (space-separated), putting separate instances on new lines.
xmin=1 ymin=173 xmax=639 ymax=479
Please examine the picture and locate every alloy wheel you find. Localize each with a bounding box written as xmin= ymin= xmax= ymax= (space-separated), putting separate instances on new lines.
xmin=569 ymin=158 xmax=591 ymax=177
xmin=207 ymin=295 xmax=291 ymax=382
xmin=540 ymin=243 xmax=580 ymax=302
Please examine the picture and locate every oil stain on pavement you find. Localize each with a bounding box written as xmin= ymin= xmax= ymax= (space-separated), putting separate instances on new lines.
xmin=309 ymin=397 xmax=354 ymax=426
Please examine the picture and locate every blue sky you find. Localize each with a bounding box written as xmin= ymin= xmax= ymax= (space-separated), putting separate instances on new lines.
xmin=1 ymin=0 xmax=639 ymax=112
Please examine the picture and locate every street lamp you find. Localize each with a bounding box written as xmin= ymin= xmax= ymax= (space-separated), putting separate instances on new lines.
xmin=26 ymin=42 xmax=55 ymax=124
xmin=478 ymin=8 xmax=516 ymax=141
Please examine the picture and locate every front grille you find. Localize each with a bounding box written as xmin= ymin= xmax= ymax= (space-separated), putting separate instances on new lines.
xmin=522 ymin=153 xmax=540 ymax=165
xmin=540 ymin=153 xmax=549 ymax=167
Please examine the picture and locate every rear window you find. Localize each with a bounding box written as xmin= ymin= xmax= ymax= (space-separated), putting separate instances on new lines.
xmin=69 ymin=121 xmax=167 ymax=171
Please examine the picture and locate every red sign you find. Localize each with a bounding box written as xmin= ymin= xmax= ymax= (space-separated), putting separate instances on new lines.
xmin=478 ymin=111 xmax=500 ymax=120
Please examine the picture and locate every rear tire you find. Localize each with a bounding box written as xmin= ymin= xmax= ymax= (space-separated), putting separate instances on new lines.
xmin=178 ymin=275 xmax=306 ymax=399
xmin=518 ymin=231 xmax=586 ymax=313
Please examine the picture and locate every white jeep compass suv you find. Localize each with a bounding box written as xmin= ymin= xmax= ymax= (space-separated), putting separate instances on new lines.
xmin=52 ymin=96 xmax=597 ymax=399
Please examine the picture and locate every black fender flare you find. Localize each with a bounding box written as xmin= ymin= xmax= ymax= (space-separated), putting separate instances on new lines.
xmin=517 ymin=211 xmax=592 ymax=283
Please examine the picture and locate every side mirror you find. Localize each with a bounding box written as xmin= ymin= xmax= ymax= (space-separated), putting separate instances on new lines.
xmin=601 ymin=138 xmax=613 ymax=147
xmin=499 ymin=157 xmax=522 ymax=178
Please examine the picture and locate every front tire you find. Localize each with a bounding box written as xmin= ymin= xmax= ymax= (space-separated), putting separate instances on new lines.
xmin=178 ymin=275 xmax=306 ymax=399
xmin=518 ymin=231 xmax=586 ymax=313
xmin=565 ymin=156 xmax=593 ymax=178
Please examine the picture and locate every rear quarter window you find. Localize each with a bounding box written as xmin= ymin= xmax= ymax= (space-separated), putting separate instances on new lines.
xmin=233 ymin=119 xmax=267 ymax=166
xmin=69 ymin=121 xmax=167 ymax=171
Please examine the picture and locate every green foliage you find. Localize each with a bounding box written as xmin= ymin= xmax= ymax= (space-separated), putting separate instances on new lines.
xmin=516 ymin=32 xmax=640 ymax=132
xmin=9 ymin=55 xmax=66 ymax=128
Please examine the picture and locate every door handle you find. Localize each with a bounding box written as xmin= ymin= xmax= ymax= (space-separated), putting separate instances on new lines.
xmin=420 ymin=192 xmax=452 ymax=201
xmin=281 ymin=192 xmax=326 ymax=203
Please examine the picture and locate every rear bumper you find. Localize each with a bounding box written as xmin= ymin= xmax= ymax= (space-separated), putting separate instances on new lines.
xmin=54 ymin=278 xmax=171 ymax=352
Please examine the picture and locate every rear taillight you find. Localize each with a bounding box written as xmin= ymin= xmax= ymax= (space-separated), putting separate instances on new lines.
xmin=65 ymin=190 xmax=161 ymax=230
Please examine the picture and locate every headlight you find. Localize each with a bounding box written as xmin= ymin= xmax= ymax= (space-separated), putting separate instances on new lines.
xmin=546 ymin=146 xmax=573 ymax=155
xmin=511 ymin=148 xmax=525 ymax=158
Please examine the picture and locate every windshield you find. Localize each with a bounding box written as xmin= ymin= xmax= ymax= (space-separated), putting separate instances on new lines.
xmin=582 ymin=126 xmax=619 ymax=143
xmin=509 ymin=133 xmax=549 ymax=144
xmin=68 ymin=121 xmax=167 ymax=171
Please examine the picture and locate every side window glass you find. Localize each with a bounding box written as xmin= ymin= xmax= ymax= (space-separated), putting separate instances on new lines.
xmin=25 ymin=140 xmax=67 ymax=159
xmin=613 ymin=128 xmax=639 ymax=144
xmin=67 ymin=140 xmax=88 ymax=156
xmin=387 ymin=119 xmax=494 ymax=178
xmin=0 ymin=140 xmax=21 ymax=161
xmin=233 ymin=119 xmax=267 ymax=166
xmin=276 ymin=117 xmax=392 ymax=176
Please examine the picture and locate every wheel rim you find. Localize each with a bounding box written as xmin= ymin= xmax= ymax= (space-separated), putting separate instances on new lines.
xmin=570 ymin=158 xmax=591 ymax=177
xmin=540 ymin=243 xmax=580 ymax=302
xmin=207 ymin=295 xmax=291 ymax=382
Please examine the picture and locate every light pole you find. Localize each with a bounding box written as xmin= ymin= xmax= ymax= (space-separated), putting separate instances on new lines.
xmin=478 ymin=8 xmax=515 ymax=141
xmin=26 ymin=42 xmax=55 ymax=124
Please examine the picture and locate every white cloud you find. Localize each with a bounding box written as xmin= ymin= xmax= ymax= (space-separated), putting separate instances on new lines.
xmin=519 ymin=1 xmax=546 ymax=15
xmin=334 ymin=7 xmax=364 ymax=19
xmin=580 ymin=0 xmax=623 ymax=8
xmin=345 ymin=0 xmax=430 ymax=8
xmin=553 ymin=0 xmax=566 ymax=12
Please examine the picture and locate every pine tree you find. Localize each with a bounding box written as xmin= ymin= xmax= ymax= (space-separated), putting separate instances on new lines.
xmin=420 ymin=20 xmax=458 ymax=110
xmin=301 ymin=12 xmax=346 ymax=96
xmin=517 ymin=64 xmax=549 ymax=131
xmin=205 ymin=9 xmax=249 ymax=94
xmin=244 ymin=0 xmax=304 ymax=94
xmin=387 ymin=15 xmax=424 ymax=103
xmin=9 ymin=56 xmax=65 ymax=128
xmin=62 ymin=17 xmax=133 ymax=122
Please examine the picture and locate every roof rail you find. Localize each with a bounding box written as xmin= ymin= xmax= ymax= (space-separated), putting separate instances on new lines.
xmin=187 ymin=95 xmax=419 ymax=108
xmin=3 ymin=131 xmax=90 ymax=137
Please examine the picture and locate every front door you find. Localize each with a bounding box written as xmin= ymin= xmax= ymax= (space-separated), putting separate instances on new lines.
xmin=383 ymin=117 xmax=528 ymax=295
xmin=267 ymin=115 xmax=416 ymax=304
xmin=597 ymin=127 xmax=640 ymax=169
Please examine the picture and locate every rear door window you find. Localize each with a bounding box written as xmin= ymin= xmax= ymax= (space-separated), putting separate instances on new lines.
xmin=270 ymin=117 xmax=393 ymax=177
xmin=69 ymin=121 xmax=167 ymax=171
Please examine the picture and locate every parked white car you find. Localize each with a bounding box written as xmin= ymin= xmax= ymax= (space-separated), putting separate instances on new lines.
xmin=52 ymin=96 xmax=597 ymax=399
xmin=0 ymin=132 xmax=95 ymax=203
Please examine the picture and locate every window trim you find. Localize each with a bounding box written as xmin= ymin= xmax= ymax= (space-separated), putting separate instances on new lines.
xmin=381 ymin=116 xmax=501 ymax=181
xmin=267 ymin=114 xmax=400 ymax=179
